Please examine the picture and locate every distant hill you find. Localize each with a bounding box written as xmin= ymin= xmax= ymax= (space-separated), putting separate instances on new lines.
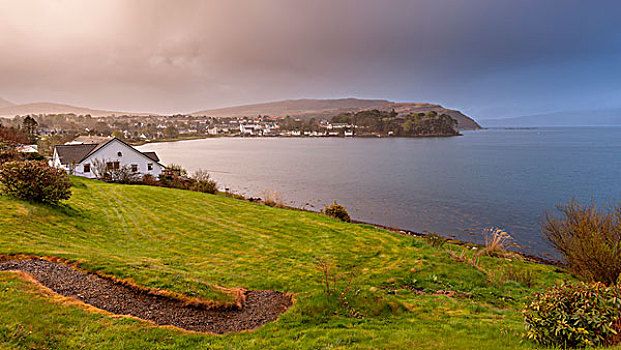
xmin=192 ymin=98 xmax=482 ymax=130
xmin=0 ymin=101 xmax=154 ymax=118
xmin=482 ymin=109 xmax=621 ymax=127
xmin=0 ymin=97 xmax=15 ymax=109
xmin=0 ymin=97 xmax=481 ymax=129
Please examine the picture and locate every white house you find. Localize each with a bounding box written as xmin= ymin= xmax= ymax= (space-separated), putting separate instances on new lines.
xmin=51 ymin=137 xmax=165 ymax=179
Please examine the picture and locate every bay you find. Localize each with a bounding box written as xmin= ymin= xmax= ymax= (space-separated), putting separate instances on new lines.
xmin=137 ymin=127 xmax=621 ymax=257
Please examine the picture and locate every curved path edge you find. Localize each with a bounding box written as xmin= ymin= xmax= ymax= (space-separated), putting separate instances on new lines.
xmin=0 ymin=259 xmax=293 ymax=334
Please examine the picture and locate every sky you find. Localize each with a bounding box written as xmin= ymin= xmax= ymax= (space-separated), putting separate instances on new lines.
xmin=0 ymin=0 xmax=620 ymax=119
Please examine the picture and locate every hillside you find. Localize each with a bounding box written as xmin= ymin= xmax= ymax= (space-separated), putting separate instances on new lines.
xmin=192 ymin=98 xmax=482 ymax=130
xmin=0 ymin=101 xmax=155 ymax=118
xmin=0 ymin=97 xmax=14 ymax=109
xmin=0 ymin=177 xmax=572 ymax=349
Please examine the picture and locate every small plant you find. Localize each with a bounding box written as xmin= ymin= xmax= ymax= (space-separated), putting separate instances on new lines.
xmin=504 ymin=266 xmax=535 ymax=288
xmin=323 ymin=201 xmax=351 ymax=222
xmin=523 ymin=281 xmax=621 ymax=347
xmin=262 ymin=189 xmax=285 ymax=208
xmin=479 ymin=227 xmax=519 ymax=258
xmin=0 ymin=161 xmax=71 ymax=204
xmin=166 ymin=164 xmax=188 ymax=177
xmin=314 ymin=258 xmax=362 ymax=318
xmin=487 ymin=264 xmax=536 ymax=288
xmin=543 ymin=200 xmax=621 ymax=285
xmin=424 ymin=233 xmax=447 ymax=249
xmin=191 ymin=169 xmax=218 ymax=194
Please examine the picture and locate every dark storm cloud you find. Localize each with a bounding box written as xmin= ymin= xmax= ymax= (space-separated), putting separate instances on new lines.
xmin=0 ymin=0 xmax=619 ymax=117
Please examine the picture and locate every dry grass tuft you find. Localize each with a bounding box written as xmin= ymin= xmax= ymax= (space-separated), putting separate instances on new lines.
xmin=478 ymin=228 xmax=520 ymax=259
xmin=262 ymin=190 xmax=286 ymax=208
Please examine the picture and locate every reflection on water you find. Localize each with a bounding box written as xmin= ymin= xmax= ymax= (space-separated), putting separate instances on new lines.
xmin=138 ymin=127 xmax=621 ymax=257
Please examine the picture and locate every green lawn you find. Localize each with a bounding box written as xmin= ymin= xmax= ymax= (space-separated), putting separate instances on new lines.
xmin=0 ymin=177 xmax=602 ymax=349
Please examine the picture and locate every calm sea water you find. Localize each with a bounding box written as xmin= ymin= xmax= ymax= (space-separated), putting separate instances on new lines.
xmin=137 ymin=127 xmax=621 ymax=257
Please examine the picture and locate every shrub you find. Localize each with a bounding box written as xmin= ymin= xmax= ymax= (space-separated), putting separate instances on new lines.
xmin=105 ymin=166 xmax=142 ymax=184
xmin=262 ymin=189 xmax=285 ymax=208
xmin=424 ymin=233 xmax=447 ymax=249
xmin=542 ymin=200 xmax=621 ymax=285
xmin=323 ymin=201 xmax=351 ymax=222
xmin=141 ymin=174 xmax=160 ymax=186
xmin=190 ymin=169 xmax=218 ymax=194
xmin=524 ymin=281 xmax=621 ymax=347
xmin=0 ymin=161 xmax=71 ymax=204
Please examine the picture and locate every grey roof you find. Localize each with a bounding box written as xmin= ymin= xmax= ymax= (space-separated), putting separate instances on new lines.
xmin=142 ymin=151 xmax=160 ymax=162
xmin=55 ymin=144 xmax=98 ymax=165
xmin=55 ymin=137 xmax=163 ymax=167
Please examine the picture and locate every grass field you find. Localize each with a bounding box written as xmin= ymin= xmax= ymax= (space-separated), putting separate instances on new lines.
xmin=0 ymin=177 xmax=605 ymax=349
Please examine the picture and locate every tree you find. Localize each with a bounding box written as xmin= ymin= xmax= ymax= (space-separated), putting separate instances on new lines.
xmin=22 ymin=116 xmax=38 ymax=144
xmin=163 ymin=125 xmax=179 ymax=138
xmin=112 ymin=130 xmax=125 ymax=140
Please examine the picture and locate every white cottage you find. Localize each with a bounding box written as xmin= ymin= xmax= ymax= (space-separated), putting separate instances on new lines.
xmin=52 ymin=137 xmax=165 ymax=179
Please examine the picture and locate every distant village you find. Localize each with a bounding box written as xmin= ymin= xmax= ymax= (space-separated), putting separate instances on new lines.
xmin=3 ymin=113 xmax=359 ymax=139
xmin=0 ymin=108 xmax=462 ymax=156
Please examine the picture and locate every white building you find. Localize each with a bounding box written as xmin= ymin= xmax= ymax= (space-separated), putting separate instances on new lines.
xmin=51 ymin=137 xmax=165 ymax=179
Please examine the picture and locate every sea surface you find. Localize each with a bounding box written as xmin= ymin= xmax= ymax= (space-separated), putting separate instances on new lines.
xmin=137 ymin=127 xmax=621 ymax=258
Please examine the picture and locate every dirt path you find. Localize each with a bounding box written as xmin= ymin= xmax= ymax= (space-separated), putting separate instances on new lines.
xmin=0 ymin=259 xmax=292 ymax=334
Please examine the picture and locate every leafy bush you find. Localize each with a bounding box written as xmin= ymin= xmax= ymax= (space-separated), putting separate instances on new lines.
xmin=105 ymin=166 xmax=142 ymax=184
xmin=323 ymin=201 xmax=351 ymax=222
xmin=543 ymin=200 xmax=621 ymax=285
xmin=0 ymin=161 xmax=71 ymax=204
xmin=524 ymin=281 xmax=621 ymax=347
xmin=190 ymin=169 xmax=218 ymax=194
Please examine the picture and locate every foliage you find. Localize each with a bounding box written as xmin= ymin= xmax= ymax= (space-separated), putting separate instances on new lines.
xmin=0 ymin=125 xmax=29 ymax=144
xmin=166 ymin=164 xmax=188 ymax=177
xmin=22 ymin=116 xmax=39 ymax=144
xmin=323 ymin=201 xmax=351 ymax=222
xmin=523 ymin=281 xmax=621 ymax=347
xmin=424 ymin=233 xmax=448 ymax=249
xmin=543 ymin=200 xmax=621 ymax=285
xmin=91 ymin=159 xmax=141 ymax=184
xmin=190 ymin=169 xmax=218 ymax=194
xmin=0 ymin=161 xmax=71 ymax=204
xmin=0 ymin=141 xmax=19 ymax=165
xmin=330 ymin=109 xmax=460 ymax=137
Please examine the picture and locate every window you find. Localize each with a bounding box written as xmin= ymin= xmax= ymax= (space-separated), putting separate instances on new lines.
xmin=106 ymin=162 xmax=113 ymax=170
xmin=83 ymin=164 xmax=90 ymax=173
xmin=113 ymin=161 xmax=120 ymax=170
xmin=147 ymin=163 xmax=153 ymax=171
xmin=131 ymin=164 xmax=138 ymax=172
xmin=117 ymin=151 xmax=122 ymax=157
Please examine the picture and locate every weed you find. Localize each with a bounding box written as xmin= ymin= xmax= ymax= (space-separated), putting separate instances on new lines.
xmin=424 ymin=233 xmax=447 ymax=249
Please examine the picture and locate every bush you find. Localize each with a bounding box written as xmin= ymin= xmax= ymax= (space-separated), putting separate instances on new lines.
xmin=543 ymin=200 xmax=621 ymax=285
xmin=262 ymin=189 xmax=285 ymax=208
xmin=424 ymin=233 xmax=448 ymax=249
xmin=323 ymin=201 xmax=351 ymax=222
xmin=190 ymin=169 xmax=218 ymax=194
xmin=0 ymin=161 xmax=71 ymax=204
xmin=524 ymin=281 xmax=621 ymax=347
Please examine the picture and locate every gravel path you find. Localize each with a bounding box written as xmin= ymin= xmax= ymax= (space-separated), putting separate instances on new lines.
xmin=0 ymin=259 xmax=292 ymax=333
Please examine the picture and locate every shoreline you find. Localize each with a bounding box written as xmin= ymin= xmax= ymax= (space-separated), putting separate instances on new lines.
xmin=130 ymin=129 xmax=485 ymax=146
xmin=219 ymin=191 xmax=562 ymax=266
